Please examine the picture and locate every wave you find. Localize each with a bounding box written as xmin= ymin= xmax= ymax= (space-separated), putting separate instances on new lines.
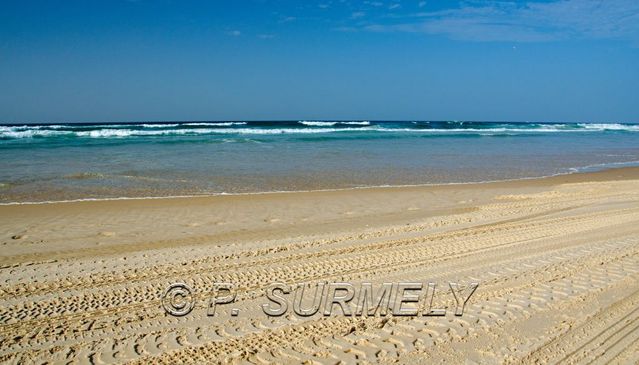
xmin=2 ymin=122 xmax=639 ymax=139
xmin=182 ymin=122 xmax=247 ymax=126
xmin=140 ymin=123 xmax=180 ymax=128
xmin=577 ymin=123 xmax=639 ymax=131
xmin=0 ymin=129 xmax=74 ymax=139
xmin=298 ymin=121 xmax=371 ymax=126
xmin=197 ymin=127 xmax=379 ymax=135
xmin=341 ymin=121 xmax=370 ymax=125
xmin=299 ymin=121 xmax=337 ymax=126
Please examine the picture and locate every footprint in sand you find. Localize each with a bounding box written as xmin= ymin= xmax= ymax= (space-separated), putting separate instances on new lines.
xmin=99 ymin=231 xmax=116 ymax=237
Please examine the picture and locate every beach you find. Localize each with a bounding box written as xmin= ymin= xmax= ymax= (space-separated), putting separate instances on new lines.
xmin=1 ymin=166 xmax=639 ymax=363
xmin=4 ymin=0 xmax=639 ymax=362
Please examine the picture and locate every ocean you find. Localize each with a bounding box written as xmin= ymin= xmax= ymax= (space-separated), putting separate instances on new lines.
xmin=1 ymin=121 xmax=639 ymax=203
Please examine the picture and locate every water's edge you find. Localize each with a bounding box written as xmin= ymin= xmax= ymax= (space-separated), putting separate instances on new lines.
xmin=3 ymin=161 xmax=638 ymax=206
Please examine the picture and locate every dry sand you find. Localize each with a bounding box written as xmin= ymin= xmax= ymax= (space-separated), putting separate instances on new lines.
xmin=1 ymin=168 xmax=639 ymax=364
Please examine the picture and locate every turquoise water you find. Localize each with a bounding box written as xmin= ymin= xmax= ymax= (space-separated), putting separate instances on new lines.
xmin=1 ymin=121 xmax=639 ymax=203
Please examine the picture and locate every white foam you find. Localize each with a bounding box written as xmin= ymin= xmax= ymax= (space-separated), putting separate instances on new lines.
xmin=1 ymin=129 xmax=74 ymax=138
xmin=299 ymin=121 xmax=338 ymax=126
xmin=577 ymin=123 xmax=639 ymax=131
xmin=140 ymin=123 xmax=180 ymax=128
xmin=76 ymin=129 xmax=139 ymax=138
xmin=183 ymin=122 xmax=247 ymax=126
xmin=341 ymin=121 xmax=370 ymax=125
xmin=207 ymin=127 xmax=381 ymax=134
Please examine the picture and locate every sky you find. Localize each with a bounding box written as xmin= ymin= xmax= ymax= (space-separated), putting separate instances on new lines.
xmin=1 ymin=0 xmax=638 ymax=123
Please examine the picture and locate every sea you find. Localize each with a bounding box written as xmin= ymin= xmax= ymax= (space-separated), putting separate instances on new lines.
xmin=1 ymin=121 xmax=639 ymax=204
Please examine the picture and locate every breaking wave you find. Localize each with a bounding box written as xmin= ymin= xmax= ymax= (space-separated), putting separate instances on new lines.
xmin=1 ymin=121 xmax=638 ymax=139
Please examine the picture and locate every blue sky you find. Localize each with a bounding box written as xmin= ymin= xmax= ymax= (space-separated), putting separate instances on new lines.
xmin=1 ymin=0 xmax=638 ymax=123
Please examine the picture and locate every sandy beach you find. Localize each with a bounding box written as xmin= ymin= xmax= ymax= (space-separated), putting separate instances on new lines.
xmin=1 ymin=167 xmax=639 ymax=364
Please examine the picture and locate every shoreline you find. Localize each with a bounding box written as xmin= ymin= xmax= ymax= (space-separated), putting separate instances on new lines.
xmin=2 ymin=163 xmax=639 ymax=206
xmin=2 ymin=165 xmax=639 ymax=264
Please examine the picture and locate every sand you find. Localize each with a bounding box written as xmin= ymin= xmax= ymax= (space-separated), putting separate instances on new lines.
xmin=1 ymin=168 xmax=639 ymax=364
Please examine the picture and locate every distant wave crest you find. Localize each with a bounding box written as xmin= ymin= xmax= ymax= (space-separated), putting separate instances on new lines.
xmin=577 ymin=123 xmax=639 ymax=131
xmin=183 ymin=122 xmax=247 ymax=126
xmin=299 ymin=121 xmax=338 ymax=126
xmin=298 ymin=121 xmax=370 ymax=126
